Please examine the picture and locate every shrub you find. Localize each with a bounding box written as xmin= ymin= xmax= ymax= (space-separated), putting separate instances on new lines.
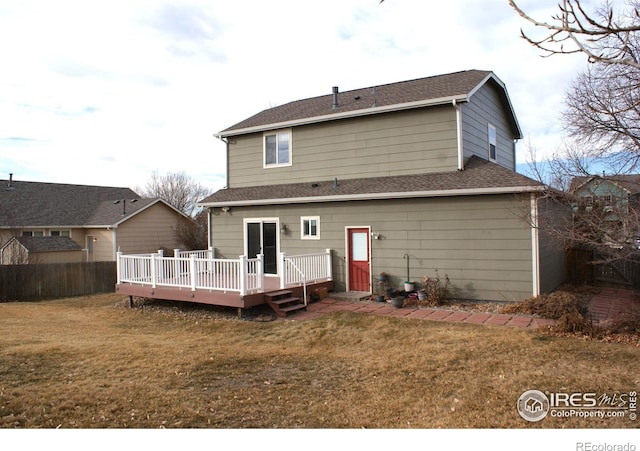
xmin=420 ymin=271 xmax=450 ymax=307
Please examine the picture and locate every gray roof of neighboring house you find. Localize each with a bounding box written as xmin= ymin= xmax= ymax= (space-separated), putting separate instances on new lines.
xmin=199 ymin=156 xmax=544 ymax=207
xmin=9 ymin=236 xmax=83 ymax=253
xmin=0 ymin=178 xmax=172 ymax=228
xmin=219 ymin=70 xmax=522 ymax=139
xmin=570 ymin=175 xmax=640 ymax=195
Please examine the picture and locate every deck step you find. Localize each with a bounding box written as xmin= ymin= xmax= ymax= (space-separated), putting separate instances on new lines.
xmin=264 ymin=290 xmax=306 ymax=317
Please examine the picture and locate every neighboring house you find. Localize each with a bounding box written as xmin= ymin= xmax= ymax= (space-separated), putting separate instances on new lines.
xmin=570 ymin=174 xmax=640 ymax=248
xmin=1 ymin=236 xmax=83 ymax=264
xmin=0 ymin=175 xmax=189 ymax=263
xmin=198 ymin=69 xmax=566 ymax=302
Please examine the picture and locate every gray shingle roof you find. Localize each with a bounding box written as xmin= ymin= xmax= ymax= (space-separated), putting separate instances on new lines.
xmin=0 ymin=178 xmax=143 ymax=227
xmin=200 ymin=156 xmax=544 ymax=206
xmin=570 ymin=175 xmax=640 ymax=195
xmin=219 ymin=70 xmax=521 ymax=138
xmin=12 ymin=236 xmax=83 ymax=252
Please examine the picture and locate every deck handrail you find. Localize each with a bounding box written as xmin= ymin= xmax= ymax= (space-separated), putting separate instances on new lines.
xmin=117 ymin=252 xmax=263 ymax=295
xmin=117 ymin=249 xmax=331 ymax=297
xmin=280 ymin=249 xmax=332 ymax=302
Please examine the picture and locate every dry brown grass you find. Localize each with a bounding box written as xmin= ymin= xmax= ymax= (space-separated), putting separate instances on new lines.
xmin=1 ymin=293 xmax=639 ymax=429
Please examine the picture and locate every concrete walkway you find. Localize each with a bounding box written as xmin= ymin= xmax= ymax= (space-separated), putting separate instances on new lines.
xmin=288 ymin=287 xmax=638 ymax=329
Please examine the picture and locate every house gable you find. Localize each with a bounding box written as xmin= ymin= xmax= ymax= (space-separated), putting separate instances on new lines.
xmin=219 ymin=70 xmax=522 ymax=189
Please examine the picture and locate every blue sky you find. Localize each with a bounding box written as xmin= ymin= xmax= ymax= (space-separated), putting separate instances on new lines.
xmin=0 ymin=0 xmax=588 ymax=191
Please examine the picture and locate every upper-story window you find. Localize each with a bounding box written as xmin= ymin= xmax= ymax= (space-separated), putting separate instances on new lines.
xmin=22 ymin=230 xmax=44 ymax=237
xmin=50 ymin=230 xmax=70 ymax=237
xmin=264 ymin=129 xmax=292 ymax=168
xmin=488 ymin=124 xmax=497 ymax=162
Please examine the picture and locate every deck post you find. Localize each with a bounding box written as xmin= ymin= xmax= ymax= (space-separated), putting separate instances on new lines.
xmin=150 ymin=253 xmax=157 ymax=288
xmin=279 ymin=252 xmax=286 ymax=289
xmin=116 ymin=251 xmax=122 ymax=284
xmin=207 ymin=247 xmax=214 ymax=273
xmin=239 ymin=255 xmax=247 ymax=296
xmin=257 ymin=254 xmax=264 ymax=292
xmin=190 ymin=254 xmax=197 ymax=291
xmin=325 ymin=248 xmax=333 ymax=280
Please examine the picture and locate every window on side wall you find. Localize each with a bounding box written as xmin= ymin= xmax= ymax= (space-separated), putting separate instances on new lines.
xmin=301 ymin=216 xmax=320 ymax=240
xmin=22 ymin=230 xmax=44 ymax=237
xmin=50 ymin=230 xmax=70 ymax=237
xmin=264 ymin=129 xmax=292 ymax=167
xmin=488 ymin=124 xmax=497 ymax=162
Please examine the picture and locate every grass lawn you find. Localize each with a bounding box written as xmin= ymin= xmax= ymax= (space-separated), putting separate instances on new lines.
xmin=0 ymin=293 xmax=638 ymax=429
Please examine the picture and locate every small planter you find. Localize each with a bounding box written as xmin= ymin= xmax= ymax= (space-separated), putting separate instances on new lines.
xmin=377 ymin=273 xmax=388 ymax=282
xmin=417 ymin=289 xmax=426 ymax=301
xmin=376 ymin=295 xmax=386 ymax=303
xmin=404 ymin=282 xmax=415 ymax=292
xmin=391 ymin=297 xmax=404 ymax=308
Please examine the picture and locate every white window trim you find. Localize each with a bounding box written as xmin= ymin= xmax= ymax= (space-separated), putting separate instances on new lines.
xmin=300 ymin=216 xmax=320 ymax=240
xmin=488 ymin=124 xmax=497 ymax=162
xmin=263 ymin=129 xmax=292 ymax=168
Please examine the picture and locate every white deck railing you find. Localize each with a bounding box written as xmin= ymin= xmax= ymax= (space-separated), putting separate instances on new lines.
xmin=116 ymin=249 xmax=332 ymax=297
xmin=280 ymin=249 xmax=332 ymax=287
xmin=116 ymin=251 xmax=264 ymax=295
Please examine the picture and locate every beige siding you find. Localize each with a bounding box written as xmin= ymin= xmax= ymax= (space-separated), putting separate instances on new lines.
xmin=228 ymin=107 xmax=459 ymax=188
xmin=210 ymin=194 xmax=540 ymax=302
xmin=462 ymin=83 xmax=517 ymax=170
xmin=115 ymin=203 xmax=184 ymax=256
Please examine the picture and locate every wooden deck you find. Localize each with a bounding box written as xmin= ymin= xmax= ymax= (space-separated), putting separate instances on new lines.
xmin=115 ymin=278 xmax=335 ymax=310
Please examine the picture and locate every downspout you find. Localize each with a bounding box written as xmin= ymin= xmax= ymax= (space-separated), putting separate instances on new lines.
xmin=530 ymin=193 xmax=540 ymax=297
xmin=215 ymin=134 xmax=230 ymax=189
xmin=210 ymin=134 xmax=230 ymax=252
xmin=453 ymin=99 xmax=464 ymax=171
xmin=207 ymin=207 xmax=213 ymax=250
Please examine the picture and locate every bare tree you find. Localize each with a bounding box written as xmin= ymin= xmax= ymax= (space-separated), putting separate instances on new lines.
xmin=508 ymin=0 xmax=640 ymax=68
xmin=173 ymin=210 xmax=208 ymax=251
xmin=563 ymin=61 xmax=640 ymax=173
xmin=137 ymin=171 xmax=213 ymax=217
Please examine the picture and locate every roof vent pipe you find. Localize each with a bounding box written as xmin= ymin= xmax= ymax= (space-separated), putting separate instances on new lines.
xmin=8 ymin=173 xmax=13 ymax=188
xmin=332 ymin=86 xmax=339 ymax=109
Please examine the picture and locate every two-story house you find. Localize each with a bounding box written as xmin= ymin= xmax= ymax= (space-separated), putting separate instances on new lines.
xmin=570 ymin=174 xmax=640 ymax=249
xmin=198 ymin=70 xmax=566 ymax=302
xmin=0 ymin=175 xmax=189 ymax=264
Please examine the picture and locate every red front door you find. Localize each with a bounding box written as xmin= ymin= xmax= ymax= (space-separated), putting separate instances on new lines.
xmin=347 ymin=228 xmax=370 ymax=292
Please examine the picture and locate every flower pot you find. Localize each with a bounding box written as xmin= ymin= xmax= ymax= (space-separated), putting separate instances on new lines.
xmin=404 ymin=282 xmax=415 ymax=292
xmin=417 ymin=290 xmax=426 ymax=301
xmin=391 ymin=297 xmax=404 ymax=308
xmin=376 ymin=295 xmax=385 ymax=303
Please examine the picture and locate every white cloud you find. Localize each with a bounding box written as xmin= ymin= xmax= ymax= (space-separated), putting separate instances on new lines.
xmin=0 ymin=0 xmax=592 ymax=191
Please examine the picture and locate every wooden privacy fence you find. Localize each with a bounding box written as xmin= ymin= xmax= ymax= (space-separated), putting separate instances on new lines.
xmin=567 ymin=247 xmax=640 ymax=290
xmin=0 ymin=261 xmax=116 ymax=301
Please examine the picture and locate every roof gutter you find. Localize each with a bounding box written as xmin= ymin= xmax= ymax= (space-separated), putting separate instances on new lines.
xmin=199 ymin=185 xmax=546 ymax=208
xmin=216 ymin=94 xmax=469 ymax=138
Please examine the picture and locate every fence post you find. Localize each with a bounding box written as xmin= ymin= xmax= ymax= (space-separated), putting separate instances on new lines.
xmin=190 ymin=254 xmax=197 ymax=291
xmin=116 ymin=252 xmax=122 ymax=284
xmin=239 ymin=255 xmax=247 ymax=296
xmin=325 ymin=248 xmax=333 ymax=280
